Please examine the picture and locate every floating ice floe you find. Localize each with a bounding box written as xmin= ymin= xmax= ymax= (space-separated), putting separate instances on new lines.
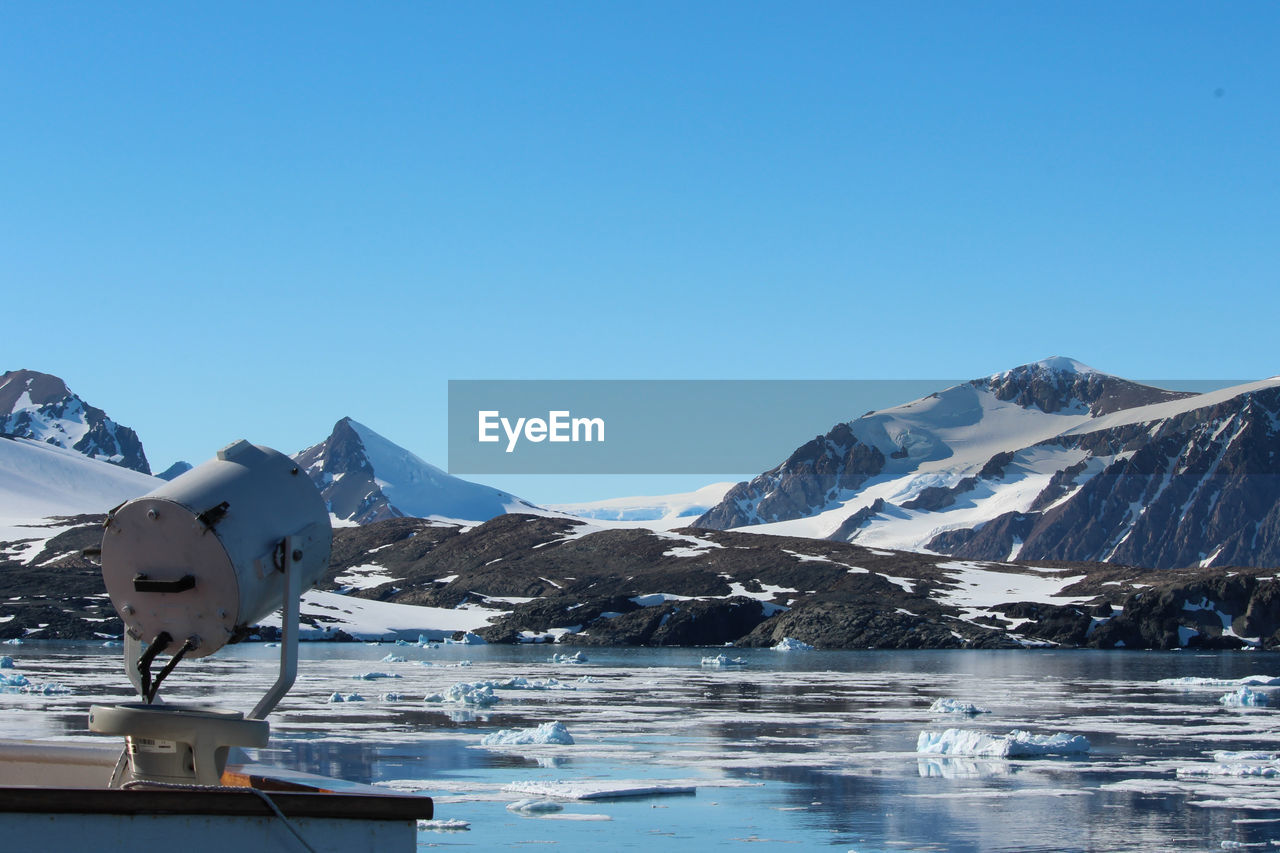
xmin=328 ymin=692 xmax=366 ymax=703
xmin=503 ymin=780 xmax=697 ymax=800
xmin=22 ymin=682 xmax=71 ymax=695
xmin=771 ymin=637 xmax=815 ymax=652
xmin=701 ymin=654 xmax=747 ymax=667
xmin=550 ymin=651 xmax=588 ymax=664
xmin=352 ymin=671 xmax=402 ymax=680
xmin=1220 ymin=686 xmax=1271 ymax=707
xmin=3 ymin=638 xmax=23 ymax=645
xmin=917 ymin=728 xmax=1091 ymax=758
xmin=929 ymin=698 xmax=991 ymax=715
xmin=0 ymin=672 xmax=29 ymax=687
xmin=1178 ymin=762 xmax=1280 ymax=779
xmin=490 ymin=676 xmax=568 ymax=691
xmin=417 ymin=819 xmax=470 ymax=831
xmin=507 ymin=798 xmax=564 ymax=814
xmin=481 ymin=721 xmax=574 ymax=746
xmin=1157 ymin=675 xmax=1280 ymax=689
xmin=381 ymin=654 xmax=407 ymax=663
xmin=0 ymin=656 xmax=12 ymax=669
xmin=379 ymin=692 xmax=405 ymax=702
xmin=576 ymin=675 xmax=598 ymax=684
xmin=424 ymin=682 xmax=499 ymax=707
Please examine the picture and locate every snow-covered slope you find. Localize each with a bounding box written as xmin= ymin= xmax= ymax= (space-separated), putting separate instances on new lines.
xmin=695 ymin=359 xmax=1280 ymax=569
xmin=295 ymin=417 xmax=542 ymax=524
xmin=0 ymin=435 xmax=159 ymax=541
xmin=547 ymin=482 xmax=735 ymax=530
xmin=0 ymin=369 xmax=150 ymax=474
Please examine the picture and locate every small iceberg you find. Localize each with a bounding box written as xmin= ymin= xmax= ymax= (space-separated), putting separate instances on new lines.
xmin=929 ymin=698 xmax=991 ymax=715
xmin=0 ymin=656 xmax=13 ymax=669
xmin=0 ymin=672 xmax=29 ymax=687
xmin=1220 ymin=686 xmax=1270 ymax=707
xmin=917 ymin=728 xmax=1090 ymax=758
xmin=452 ymin=632 xmax=487 ymax=645
xmin=352 ymin=671 xmax=402 ymax=680
xmin=328 ymin=692 xmax=366 ymax=703
xmin=424 ymin=682 xmax=499 ymax=708
xmin=379 ymin=692 xmax=405 ymax=701
xmin=3 ymin=638 xmax=23 ymax=645
xmin=700 ymin=654 xmax=747 ymax=667
xmin=771 ymin=637 xmax=814 ymax=652
xmin=550 ymin=651 xmax=588 ymax=664
xmin=482 ymin=721 xmax=574 ymax=746
xmin=380 ymin=654 xmax=407 ymax=663
xmin=417 ymin=818 xmax=470 ymax=831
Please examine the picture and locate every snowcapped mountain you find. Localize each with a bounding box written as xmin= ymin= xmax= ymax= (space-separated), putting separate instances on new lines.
xmin=694 ymin=358 xmax=1280 ymax=570
xmin=295 ymin=417 xmax=541 ymax=524
xmin=546 ymin=482 xmax=735 ymax=530
xmin=0 ymin=435 xmax=159 ymax=527
xmin=0 ymin=369 xmax=150 ymax=474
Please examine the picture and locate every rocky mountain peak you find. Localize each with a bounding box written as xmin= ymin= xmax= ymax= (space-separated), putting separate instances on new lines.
xmin=976 ymin=357 xmax=1192 ymax=416
xmin=0 ymin=369 xmax=150 ymax=474
xmin=295 ymin=417 xmax=533 ymax=524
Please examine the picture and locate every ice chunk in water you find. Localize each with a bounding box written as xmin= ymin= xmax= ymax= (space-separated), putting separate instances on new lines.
xmin=22 ymin=682 xmax=70 ymax=694
xmin=1220 ymin=686 xmax=1270 ymax=707
xmin=0 ymin=672 xmax=29 ymax=687
xmin=0 ymin=656 xmax=13 ymax=668
xmin=507 ymin=798 xmax=564 ymax=813
xmin=482 ymin=721 xmax=575 ymax=746
xmin=701 ymin=654 xmax=747 ymax=667
xmin=424 ymin=682 xmax=500 ymax=707
xmin=1158 ymin=675 xmax=1280 ymax=688
xmin=771 ymin=638 xmax=815 ymax=651
xmin=917 ymin=728 xmax=1090 ymax=757
xmin=352 ymin=671 xmax=402 ymax=680
xmin=417 ymin=819 xmax=470 ymax=831
xmin=550 ymin=651 xmax=588 ymax=664
xmin=929 ymin=698 xmax=990 ymax=715
xmin=381 ymin=654 xmax=407 ymax=663
xmin=504 ymin=780 xmax=696 ymax=800
xmin=328 ymin=692 xmax=366 ymax=703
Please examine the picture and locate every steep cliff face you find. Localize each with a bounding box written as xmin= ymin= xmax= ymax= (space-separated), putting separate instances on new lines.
xmin=695 ymin=358 xmax=1279 ymax=570
xmin=933 ymin=384 xmax=1280 ymax=568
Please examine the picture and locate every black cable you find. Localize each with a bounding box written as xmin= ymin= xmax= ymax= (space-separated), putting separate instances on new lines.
xmin=146 ymin=636 xmax=196 ymax=703
xmin=136 ymin=631 xmax=172 ymax=702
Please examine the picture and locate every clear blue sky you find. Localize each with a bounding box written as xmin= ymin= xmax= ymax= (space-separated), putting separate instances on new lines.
xmin=2 ymin=2 xmax=1276 ymax=503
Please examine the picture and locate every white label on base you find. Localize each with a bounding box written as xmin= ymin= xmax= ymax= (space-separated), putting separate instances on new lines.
xmin=130 ymin=736 xmax=178 ymax=754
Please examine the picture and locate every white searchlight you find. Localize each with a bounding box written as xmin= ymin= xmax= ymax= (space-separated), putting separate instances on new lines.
xmin=88 ymin=440 xmax=332 ymax=787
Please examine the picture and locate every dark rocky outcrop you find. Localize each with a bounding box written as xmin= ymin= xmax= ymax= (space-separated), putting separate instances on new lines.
xmin=827 ymin=498 xmax=887 ymax=541
xmin=6 ymin=510 xmax=1280 ymax=652
xmin=693 ymin=422 xmax=886 ymax=529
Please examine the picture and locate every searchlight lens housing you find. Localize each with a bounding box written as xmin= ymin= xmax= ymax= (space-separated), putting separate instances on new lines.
xmin=100 ymin=439 xmax=332 ymax=659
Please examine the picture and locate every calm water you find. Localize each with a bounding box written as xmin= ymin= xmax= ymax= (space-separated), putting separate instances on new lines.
xmin=5 ymin=642 xmax=1280 ymax=851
